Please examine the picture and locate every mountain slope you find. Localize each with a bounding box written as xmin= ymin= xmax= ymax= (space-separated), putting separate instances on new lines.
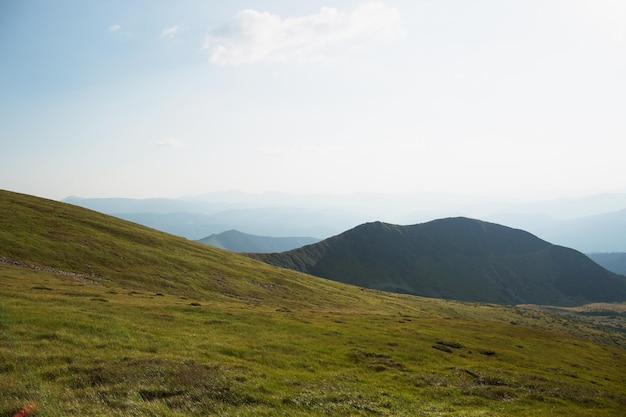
xmin=0 ymin=190 xmax=369 ymax=309
xmin=3 ymin=190 xmax=626 ymax=416
xmin=197 ymin=229 xmax=319 ymax=253
xmin=252 ymin=218 xmax=626 ymax=306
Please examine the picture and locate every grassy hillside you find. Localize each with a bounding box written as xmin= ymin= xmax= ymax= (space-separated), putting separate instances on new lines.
xmin=2 ymin=190 xmax=626 ymax=416
xmin=252 ymin=220 xmax=626 ymax=306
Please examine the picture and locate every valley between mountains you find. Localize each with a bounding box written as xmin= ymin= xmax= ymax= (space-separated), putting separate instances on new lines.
xmin=1 ymin=189 xmax=626 ymax=416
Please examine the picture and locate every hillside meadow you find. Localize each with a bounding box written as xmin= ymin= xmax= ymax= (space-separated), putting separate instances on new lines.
xmin=1 ymin=190 xmax=626 ymax=416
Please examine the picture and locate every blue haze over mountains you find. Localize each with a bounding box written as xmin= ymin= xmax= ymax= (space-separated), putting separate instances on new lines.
xmin=63 ymin=191 xmax=626 ymax=254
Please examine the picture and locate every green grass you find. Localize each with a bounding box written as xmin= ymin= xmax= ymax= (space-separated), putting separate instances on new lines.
xmin=1 ymin=190 xmax=626 ymax=416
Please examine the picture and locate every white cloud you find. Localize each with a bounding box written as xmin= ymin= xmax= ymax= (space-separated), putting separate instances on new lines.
xmin=108 ymin=24 xmax=121 ymax=32
xmin=161 ymin=25 xmax=181 ymax=39
xmin=203 ymin=2 xmax=406 ymax=66
xmin=156 ymin=138 xmax=188 ymax=149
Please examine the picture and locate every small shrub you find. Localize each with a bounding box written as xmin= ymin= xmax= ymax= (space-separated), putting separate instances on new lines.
xmin=139 ymin=388 xmax=183 ymax=401
xmin=432 ymin=344 xmax=452 ymax=353
xmin=349 ymin=349 xmax=405 ymax=369
xmin=436 ymin=340 xmax=463 ymax=349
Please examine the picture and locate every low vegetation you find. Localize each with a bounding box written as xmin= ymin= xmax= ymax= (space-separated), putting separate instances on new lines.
xmin=1 ymin=190 xmax=626 ymax=416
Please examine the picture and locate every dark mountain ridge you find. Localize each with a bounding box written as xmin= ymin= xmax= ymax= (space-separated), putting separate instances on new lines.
xmin=251 ymin=218 xmax=626 ymax=306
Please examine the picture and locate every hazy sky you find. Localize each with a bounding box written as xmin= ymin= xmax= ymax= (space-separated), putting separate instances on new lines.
xmin=2 ymin=0 xmax=625 ymax=201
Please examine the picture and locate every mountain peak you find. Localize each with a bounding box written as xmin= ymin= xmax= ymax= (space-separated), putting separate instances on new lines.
xmin=252 ymin=218 xmax=626 ymax=306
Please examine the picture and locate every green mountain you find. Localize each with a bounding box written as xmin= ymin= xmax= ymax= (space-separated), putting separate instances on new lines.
xmin=251 ymin=219 xmax=626 ymax=306
xmin=197 ymin=229 xmax=319 ymax=253
xmin=2 ymin=190 xmax=626 ymax=416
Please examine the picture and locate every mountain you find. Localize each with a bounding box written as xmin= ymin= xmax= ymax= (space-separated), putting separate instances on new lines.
xmin=547 ymin=209 xmax=626 ymax=252
xmin=251 ymin=218 xmax=626 ymax=306
xmin=197 ymin=230 xmax=319 ymax=253
xmin=201 ymin=206 xmax=357 ymax=238
xmin=4 ymin=190 xmax=626 ymax=416
xmin=486 ymin=192 xmax=626 ymax=220
xmin=64 ymin=196 xmax=360 ymax=239
xmin=111 ymin=212 xmax=228 ymax=240
xmin=64 ymin=192 xmax=626 ymax=251
xmin=587 ymin=253 xmax=626 ymax=275
xmin=0 ymin=190 xmax=398 ymax=316
xmin=489 ymin=208 xmax=626 ymax=252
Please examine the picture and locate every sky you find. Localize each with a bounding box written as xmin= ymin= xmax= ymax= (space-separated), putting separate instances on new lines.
xmin=1 ymin=0 xmax=625 ymax=201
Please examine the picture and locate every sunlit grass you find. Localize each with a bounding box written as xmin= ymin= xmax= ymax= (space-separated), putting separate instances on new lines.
xmin=2 ymin=264 xmax=626 ymax=416
xmin=1 ymin=190 xmax=626 ymax=416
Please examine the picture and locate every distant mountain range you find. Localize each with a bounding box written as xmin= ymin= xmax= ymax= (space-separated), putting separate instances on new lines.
xmin=63 ymin=196 xmax=360 ymax=239
xmin=487 ymin=208 xmax=626 ymax=253
xmin=63 ymin=192 xmax=626 ymax=251
xmin=250 ymin=218 xmax=626 ymax=306
xmin=7 ymin=192 xmax=626 ymax=414
xmin=586 ymin=253 xmax=626 ymax=275
xmin=197 ymin=230 xmax=319 ymax=253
